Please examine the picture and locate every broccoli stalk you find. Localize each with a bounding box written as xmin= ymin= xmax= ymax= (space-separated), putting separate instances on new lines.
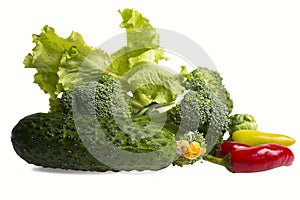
xmin=187 ymin=66 xmax=233 ymax=114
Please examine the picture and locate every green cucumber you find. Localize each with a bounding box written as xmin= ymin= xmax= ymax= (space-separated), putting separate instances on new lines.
xmin=11 ymin=113 xmax=176 ymax=171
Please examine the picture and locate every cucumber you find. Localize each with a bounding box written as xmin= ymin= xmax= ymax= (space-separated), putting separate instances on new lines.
xmin=11 ymin=113 xmax=176 ymax=171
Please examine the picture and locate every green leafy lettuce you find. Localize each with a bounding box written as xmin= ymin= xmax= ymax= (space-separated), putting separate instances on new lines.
xmin=110 ymin=8 xmax=167 ymax=76
xmin=24 ymin=26 xmax=110 ymax=112
xmin=121 ymin=63 xmax=184 ymax=108
xmin=24 ymin=9 xmax=183 ymax=113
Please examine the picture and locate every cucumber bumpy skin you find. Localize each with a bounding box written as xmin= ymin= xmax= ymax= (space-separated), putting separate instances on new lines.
xmin=11 ymin=113 xmax=176 ymax=171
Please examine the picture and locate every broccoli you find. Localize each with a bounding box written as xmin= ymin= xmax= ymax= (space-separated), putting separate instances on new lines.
xmin=167 ymin=89 xmax=211 ymax=133
xmin=187 ymin=67 xmax=233 ymax=114
xmin=168 ymin=80 xmax=229 ymax=132
xmin=228 ymin=114 xmax=258 ymax=135
xmin=172 ymin=67 xmax=231 ymax=152
xmin=60 ymin=74 xmax=131 ymax=123
xmin=166 ymin=86 xmax=229 ymax=152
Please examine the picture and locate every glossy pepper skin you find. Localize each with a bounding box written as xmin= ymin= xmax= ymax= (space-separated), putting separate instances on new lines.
xmin=219 ymin=141 xmax=250 ymax=157
xmin=232 ymin=130 xmax=296 ymax=147
xmin=225 ymin=143 xmax=294 ymax=173
xmin=204 ymin=143 xmax=294 ymax=173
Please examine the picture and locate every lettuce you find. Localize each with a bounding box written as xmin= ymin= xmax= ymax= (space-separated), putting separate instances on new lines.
xmin=111 ymin=9 xmax=167 ymax=76
xmin=24 ymin=9 xmax=183 ymax=112
xmin=121 ymin=63 xmax=184 ymax=107
xmin=24 ymin=26 xmax=110 ymax=112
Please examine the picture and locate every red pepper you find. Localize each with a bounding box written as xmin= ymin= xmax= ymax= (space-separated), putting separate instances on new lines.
xmin=205 ymin=143 xmax=294 ymax=173
xmin=219 ymin=141 xmax=250 ymax=157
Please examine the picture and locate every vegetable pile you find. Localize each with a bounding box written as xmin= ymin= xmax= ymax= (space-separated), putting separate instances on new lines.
xmin=11 ymin=9 xmax=295 ymax=173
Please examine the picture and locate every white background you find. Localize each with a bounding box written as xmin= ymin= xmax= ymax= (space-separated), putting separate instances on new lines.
xmin=1 ymin=0 xmax=300 ymax=200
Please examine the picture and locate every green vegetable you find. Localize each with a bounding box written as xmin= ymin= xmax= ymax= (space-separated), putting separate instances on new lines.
xmin=60 ymin=74 xmax=131 ymax=121
xmin=110 ymin=9 xmax=167 ymax=76
xmin=12 ymin=113 xmax=176 ymax=171
xmin=141 ymin=67 xmax=230 ymax=145
xmin=111 ymin=9 xmax=175 ymax=107
xmin=118 ymin=8 xmax=160 ymax=48
xmin=168 ymin=87 xmax=229 ymax=151
xmin=228 ymin=114 xmax=258 ymax=135
xmin=24 ymin=26 xmax=111 ymax=112
xmin=121 ymin=63 xmax=185 ymax=108
xmin=14 ymin=8 xmax=237 ymax=171
xmin=186 ymin=66 xmax=233 ymax=114
xmin=12 ymin=113 xmax=110 ymax=171
xmin=24 ymin=9 xmax=174 ymax=113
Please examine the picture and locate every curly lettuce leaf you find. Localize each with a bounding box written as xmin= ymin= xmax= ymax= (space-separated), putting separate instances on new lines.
xmin=119 ymin=8 xmax=158 ymax=49
xmin=111 ymin=47 xmax=165 ymax=75
xmin=111 ymin=9 xmax=176 ymax=107
xmin=111 ymin=9 xmax=167 ymax=76
xmin=58 ymin=48 xmax=111 ymax=90
xmin=24 ymin=25 xmax=110 ymax=112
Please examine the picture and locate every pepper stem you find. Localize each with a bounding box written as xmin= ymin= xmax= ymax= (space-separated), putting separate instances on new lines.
xmin=203 ymin=154 xmax=226 ymax=167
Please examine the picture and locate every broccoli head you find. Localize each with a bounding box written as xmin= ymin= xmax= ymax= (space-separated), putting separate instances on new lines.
xmin=168 ymin=83 xmax=229 ymax=132
xmin=187 ymin=67 xmax=233 ymax=114
xmin=168 ymin=89 xmax=211 ymax=133
xmin=60 ymin=73 xmax=131 ymax=123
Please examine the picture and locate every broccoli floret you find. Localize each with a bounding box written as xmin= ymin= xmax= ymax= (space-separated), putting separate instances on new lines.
xmin=228 ymin=114 xmax=258 ymax=135
xmin=167 ymin=83 xmax=229 ymax=135
xmin=60 ymin=74 xmax=131 ymax=122
xmin=187 ymin=67 xmax=233 ymax=114
xmin=168 ymin=89 xmax=211 ymax=133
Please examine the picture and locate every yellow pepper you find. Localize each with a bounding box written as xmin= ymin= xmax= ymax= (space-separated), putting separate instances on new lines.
xmin=232 ymin=130 xmax=296 ymax=147
xmin=184 ymin=141 xmax=206 ymax=160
